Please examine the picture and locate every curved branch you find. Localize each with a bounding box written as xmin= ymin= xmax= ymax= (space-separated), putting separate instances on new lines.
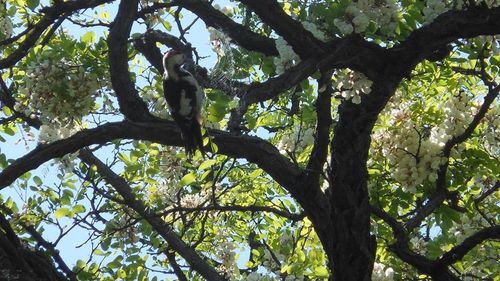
xmin=162 ymin=205 xmax=305 ymax=221
xmin=436 ymin=225 xmax=500 ymax=267
xmin=392 ymin=6 xmax=500 ymax=65
xmin=0 ymin=120 xmax=303 ymax=194
xmin=107 ymin=0 xmax=155 ymax=121
xmin=179 ymin=0 xmax=278 ymax=56
xmin=238 ymin=0 xmax=325 ymax=58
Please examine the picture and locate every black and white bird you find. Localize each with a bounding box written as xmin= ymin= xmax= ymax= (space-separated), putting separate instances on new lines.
xmin=162 ymin=50 xmax=205 ymax=156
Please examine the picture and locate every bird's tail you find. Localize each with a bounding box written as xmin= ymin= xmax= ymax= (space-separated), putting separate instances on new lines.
xmin=179 ymin=118 xmax=204 ymax=157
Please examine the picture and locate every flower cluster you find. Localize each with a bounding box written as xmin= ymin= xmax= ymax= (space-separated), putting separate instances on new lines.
xmin=274 ymin=37 xmax=300 ymax=75
xmin=332 ymin=68 xmax=373 ymax=104
xmin=372 ymin=262 xmax=395 ymax=281
xmin=375 ymin=120 xmax=444 ymax=192
xmin=0 ymin=13 xmax=13 ymax=39
xmin=372 ymin=98 xmax=444 ymax=192
xmin=482 ymin=102 xmax=500 ymax=157
xmin=215 ymin=237 xmax=238 ymax=280
xmin=302 ymin=21 xmax=328 ymax=41
xmin=16 ymin=57 xmax=106 ymax=123
xmin=429 ymin=91 xmax=474 ymax=146
xmin=213 ymin=4 xmax=234 ymax=17
xmin=38 ymin=122 xmax=80 ymax=144
xmin=179 ymin=190 xmax=207 ymax=208
xmin=373 ymin=90 xmax=479 ymax=192
xmin=277 ymin=124 xmax=315 ymax=154
xmin=140 ymin=0 xmax=165 ymax=26
xmin=152 ymin=147 xmax=185 ymax=203
xmin=208 ymin=27 xmax=232 ymax=55
xmin=333 ymin=0 xmax=399 ymax=36
xmin=423 ymin=0 xmax=448 ymax=23
xmin=410 ymin=236 xmax=428 ymax=255
xmin=141 ymin=87 xmax=169 ymax=117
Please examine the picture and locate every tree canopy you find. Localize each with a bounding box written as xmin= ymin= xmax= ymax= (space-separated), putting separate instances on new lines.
xmin=0 ymin=0 xmax=499 ymax=280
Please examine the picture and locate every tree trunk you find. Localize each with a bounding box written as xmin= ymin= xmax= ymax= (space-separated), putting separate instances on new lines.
xmin=0 ymin=231 xmax=66 ymax=281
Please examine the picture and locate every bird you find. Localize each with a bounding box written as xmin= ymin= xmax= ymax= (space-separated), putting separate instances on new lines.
xmin=162 ymin=49 xmax=205 ymax=156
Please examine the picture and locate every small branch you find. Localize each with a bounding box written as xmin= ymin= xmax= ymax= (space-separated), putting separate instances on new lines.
xmin=161 ymin=204 xmax=305 ymax=221
xmin=436 ymin=225 xmax=500 ymax=267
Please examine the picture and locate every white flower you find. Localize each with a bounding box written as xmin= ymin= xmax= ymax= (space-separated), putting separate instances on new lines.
xmin=302 ymin=21 xmax=327 ymax=41
xmin=372 ymin=262 xmax=395 ymax=281
xmin=17 ymin=56 xmax=107 ymax=123
xmin=333 ymin=69 xmax=373 ymax=104
xmin=334 ymin=19 xmax=354 ymax=35
xmin=274 ymin=37 xmax=300 ymax=74
xmin=0 ymin=15 xmax=13 ymax=38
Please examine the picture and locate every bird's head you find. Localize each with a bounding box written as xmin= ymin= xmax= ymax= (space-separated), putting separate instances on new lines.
xmin=163 ymin=50 xmax=185 ymax=70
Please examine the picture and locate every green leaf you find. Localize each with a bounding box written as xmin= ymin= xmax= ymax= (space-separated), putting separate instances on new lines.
xmin=33 ymin=176 xmax=42 ymax=186
xmin=199 ymin=159 xmax=216 ymax=170
xmin=73 ymin=204 xmax=86 ymax=214
xmin=161 ymin=19 xmax=172 ymax=31
xmin=26 ymin=0 xmax=39 ymax=10
xmin=180 ymin=172 xmax=196 ymax=186
xmin=313 ymin=266 xmax=329 ymax=277
xmin=81 ymin=31 xmax=96 ymax=44
xmin=54 ymin=207 xmax=71 ymax=219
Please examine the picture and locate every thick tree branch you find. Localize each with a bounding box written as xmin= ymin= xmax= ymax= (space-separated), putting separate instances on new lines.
xmin=392 ymin=6 xmax=500 ymax=66
xmin=0 ymin=120 xmax=303 ymax=194
xmin=178 ymin=0 xmax=278 ymax=56
xmin=238 ymin=0 xmax=325 ymax=58
xmin=78 ymin=150 xmax=225 ymax=281
xmin=107 ymin=0 xmax=156 ymax=121
xmin=305 ymin=71 xmax=333 ymax=184
xmin=0 ymin=205 xmax=76 ymax=280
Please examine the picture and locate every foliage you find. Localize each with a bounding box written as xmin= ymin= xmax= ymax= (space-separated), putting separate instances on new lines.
xmin=0 ymin=0 xmax=499 ymax=280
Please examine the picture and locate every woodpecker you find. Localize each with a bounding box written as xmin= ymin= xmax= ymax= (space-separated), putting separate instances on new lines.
xmin=162 ymin=50 xmax=205 ymax=156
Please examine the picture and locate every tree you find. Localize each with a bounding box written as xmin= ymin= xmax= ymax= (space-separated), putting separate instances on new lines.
xmin=0 ymin=0 xmax=499 ymax=280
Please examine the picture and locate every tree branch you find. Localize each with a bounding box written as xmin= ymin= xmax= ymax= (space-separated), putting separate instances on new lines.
xmin=78 ymin=150 xmax=226 ymax=281
xmin=436 ymin=225 xmax=500 ymax=267
xmin=0 ymin=120 xmax=303 ymax=195
xmin=178 ymin=0 xmax=278 ymax=56
xmin=392 ymin=6 xmax=500 ymax=66
xmin=161 ymin=204 xmax=305 ymax=221
xmin=107 ymin=0 xmax=157 ymax=121
xmin=238 ymin=0 xmax=325 ymax=58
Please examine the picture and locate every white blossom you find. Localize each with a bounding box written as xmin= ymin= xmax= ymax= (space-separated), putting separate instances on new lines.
xmin=423 ymin=0 xmax=448 ymax=24
xmin=274 ymin=37 xmax=300 ymax=74
xmin=278 ymin=124 xmax=315 ymax=154
xmin=17 ymin=56 xmax=107 ymax=123
xmin=302 ymin=21 xmax=328 ymax=41
xmin=334 ymin=0 xmax=400 ymax=36
xmin=372 ymin=262 xmax=395 ymax=281
xmin=332 ymin=69 xmax=373 ymax=104
xmin=0 ymin=14 xmax=13 ymax=39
